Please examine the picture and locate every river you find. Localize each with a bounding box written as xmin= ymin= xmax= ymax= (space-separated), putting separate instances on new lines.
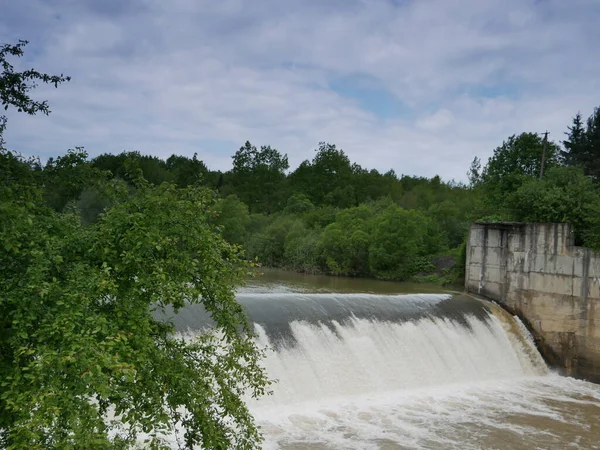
xmin=178 ymin=268 xmax=600 ymax=449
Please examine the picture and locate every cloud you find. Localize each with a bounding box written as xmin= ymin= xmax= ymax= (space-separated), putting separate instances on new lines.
xmin=1 ymin=0 xmax=599 ymax=180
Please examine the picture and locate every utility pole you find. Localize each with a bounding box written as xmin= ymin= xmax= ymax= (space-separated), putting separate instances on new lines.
xmin=540 ymin=131 xmax=549 ymax=179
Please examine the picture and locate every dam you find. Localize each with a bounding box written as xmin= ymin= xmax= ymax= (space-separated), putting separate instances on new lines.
xmin=166 ymin=274 xmax=600 ymax=449
xmin=465 ymin=222 xmax=600 ymax=382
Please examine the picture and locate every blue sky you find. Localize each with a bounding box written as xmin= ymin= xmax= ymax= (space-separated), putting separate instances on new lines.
xmin=1 ymin=0 xmax=599 ymax=181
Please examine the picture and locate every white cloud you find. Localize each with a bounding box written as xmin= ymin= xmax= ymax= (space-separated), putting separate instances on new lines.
xmin=1 ymin=0 xmax=599 ymax=180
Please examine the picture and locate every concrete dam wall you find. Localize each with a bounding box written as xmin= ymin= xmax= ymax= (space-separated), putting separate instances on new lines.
xmin=465 ymin=222 xmax=600 ymax=382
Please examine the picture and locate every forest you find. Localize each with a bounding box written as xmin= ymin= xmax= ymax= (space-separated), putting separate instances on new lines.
xmin=8 ymin=105 xmax=600 ymax=284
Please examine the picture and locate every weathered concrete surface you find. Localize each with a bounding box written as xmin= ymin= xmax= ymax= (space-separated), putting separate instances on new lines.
xmin=465 ymin=222 xmax=600 ymax=383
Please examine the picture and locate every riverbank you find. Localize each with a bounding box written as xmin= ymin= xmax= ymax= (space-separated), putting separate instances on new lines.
xmin=248 ymin=256 xmax=465 ymax=291
xmin=246 ymin=267 xmax=461 ymax=295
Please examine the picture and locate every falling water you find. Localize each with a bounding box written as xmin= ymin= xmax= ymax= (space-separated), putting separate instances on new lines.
xmin=166 ymin=284 xmax=600 ymax=449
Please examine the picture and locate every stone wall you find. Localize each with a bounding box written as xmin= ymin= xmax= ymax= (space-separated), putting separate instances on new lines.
xmin=465 ymin=222 xmax=600 ymax=382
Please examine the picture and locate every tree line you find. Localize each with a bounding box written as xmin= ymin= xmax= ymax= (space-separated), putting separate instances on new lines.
xmin=31 ymin=143 xmax=476 ymax=282
xmin=16 ymin=104 xmax=600 ymax=284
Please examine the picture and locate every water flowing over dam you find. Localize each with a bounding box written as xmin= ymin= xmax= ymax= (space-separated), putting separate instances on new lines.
xmin=167 ymin=278 xmax=600 ymax=449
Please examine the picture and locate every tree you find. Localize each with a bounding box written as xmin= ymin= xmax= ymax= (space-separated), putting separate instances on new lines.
xmin=283 ymin=220 xmax=321 ymax=272
xmin=283 ymin=193 xmax=314 ymax=215
xmin=288 ymin=143 xmax=353 ymax=205
xmin=467 ymin=156 xmax=482 ymax=186
xmin=368 ymin=205 xmax=436 ymax=280
xmin=509 ymin=166 xmax=600 ymax=249
xmin=165 ymin=153 xmax=208 ymax=187
xmin=562 ymin=112 xmax=586 ymax=166
xmin=213 ymin=194 xmax=250 ymax=245
xmin=483 ymin=132 xmax=559 ymax=181
xmin=478 ymin=132 xmax=561 ymax=215
xmin=0 ymin=159 xmax=270 ymax=449
xmin=43 ymin=147 xmax=108 ymax=212
xmin=318 ymin=205 xmax=374 ymax=276
xmin=324 ymin=185 xmax=356 ymax=209
xmin=0 ymin=40 xmax=70 ymax=147
xmin=92 ymin=152 xmax=174 ymax=186
xmin=230 ymin=142 xmax=289 ymax=213
xmin=561 ymin=107 xmax=600 ymax=181
xmin=583 ymin=107 xmax=600 ymax=181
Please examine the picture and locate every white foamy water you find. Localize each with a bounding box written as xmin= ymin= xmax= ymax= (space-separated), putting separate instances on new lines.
xmin=251 ymin=314 xmax=546 ymax=406
xmin=254 ymin=375 xmax=600 ymax=449
xmin=242 ymin=295 xmax=600 ymax=449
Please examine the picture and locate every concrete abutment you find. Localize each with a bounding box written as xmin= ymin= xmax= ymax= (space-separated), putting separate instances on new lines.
xmin=465 ymin=222 xmax=600 ymax=383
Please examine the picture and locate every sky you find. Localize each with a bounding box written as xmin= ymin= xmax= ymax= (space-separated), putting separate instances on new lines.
xmin=1 ymin=0 xmax=599 ymax=181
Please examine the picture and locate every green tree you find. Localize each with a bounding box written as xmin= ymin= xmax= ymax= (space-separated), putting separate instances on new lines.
xmin=43 ymin=147 xmax=108 ymax=212
xmin=427 ymin=200 xmax=465 ymax=249
xmin=213 ymin=194 xmax=250 ymax=246
xmin=289 ymin=142 xmax=353 ymax=205
xmin=562 ymin=112 xmax=586 ymax=167
xmin=258 ymin=215 xmax=296 ymax=266
xmin=368 ymin=205 xmax=434 ymax=280
xmin=318 ymin=205 xmax=373 ymax=276
xmin=324 ymin=185 xmax=356 ymax=209
xmin=467 ymin=157 xmax=482 ymax=186
xmin=397 ymin=178 xmax=437 ymax=210
xmin=283 ymin=221 xmax=321 ymax=272
xmin=509 ymin=166 xmax=600 ymax=249
xmin=583 ymin=107 xmax=600 ymax=181
xmin=352 ymin=168 xmax=397 ymax=204
xmin=301 ymin=205 xmax=337 ymax=229
xmin=92 ymin=152 xmax=174 ymax=186
xmin=0 ymin=159 xmax=270 ymax=449
xmin=231 ymin=142 xmax=289 ymax=213
xmin=478 ymin=132 xmax=561 ymax=214
xmin=562 ymin=107 xmax=600 ymax=181
xmin=0 ymin=41 xmax=269 ymax=448
xmin=165 ymin=153 xmax=208 ymax=187
xmin=283 ymin=193 xmax=314 ymax=215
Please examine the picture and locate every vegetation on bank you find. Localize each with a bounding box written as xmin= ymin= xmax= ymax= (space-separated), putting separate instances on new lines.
xmin=47 ymin=113 xmax=600 ymax=284
xmin=6 ymin=117 xmax=600 ymax=287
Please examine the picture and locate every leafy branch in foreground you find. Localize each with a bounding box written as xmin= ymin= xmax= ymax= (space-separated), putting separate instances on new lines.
xmin=0 ymin=39 xmax=70 ymax=148
xmin=0 ymin=153 xmax=270 ymax=449
xmin=0 ymin=40 xmax=70 ymax=115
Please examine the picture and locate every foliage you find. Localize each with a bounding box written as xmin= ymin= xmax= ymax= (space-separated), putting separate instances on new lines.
xmin=319 ymin=205 xmax=373 ymax=276
xmin=369 ymin=206 xmax=441 ymax=280
xmin=477 ymin=132 xmax=560 ymax=213
xmin=283 ymin=193 xmax=314 ymax=215
xmin=166 ymin=153 xmax=208 ymax=187
xmin=289 ymin=142 xmax=354 ymax=206
xmin=43 ymin=147 xmax=108 ymax=212
xmin=508 ymin=167 xmax=600 ymax=249
xmin=240 ymin=199 xmax=451 ymax=281
xmin=92 ymin=152 xmax=174 ymax=186
xmin=283 ymin=222 xmax=320 ymax=272
xmin=79 ymin=141 xmax=479 ymax=282
xmin=231 ymin=142 xmax=289 ymax=213
xmin=563 ymin=108 xmax=600 ymax=181
xmin=213 ymin=194 xmax=249 ymax=246
xmin=0 ymin=40 xmax=70 ymax=147
xmin=0 ymin=153 xmax=270 ymax=449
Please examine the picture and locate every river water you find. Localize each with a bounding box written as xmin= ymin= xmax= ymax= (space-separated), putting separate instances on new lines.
xmin=179 ymin=269 xmax=600 ymax=449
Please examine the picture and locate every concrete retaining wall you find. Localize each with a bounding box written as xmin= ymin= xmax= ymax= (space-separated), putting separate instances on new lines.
xmin=465 ymin=222 xmax=600 ymax=382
